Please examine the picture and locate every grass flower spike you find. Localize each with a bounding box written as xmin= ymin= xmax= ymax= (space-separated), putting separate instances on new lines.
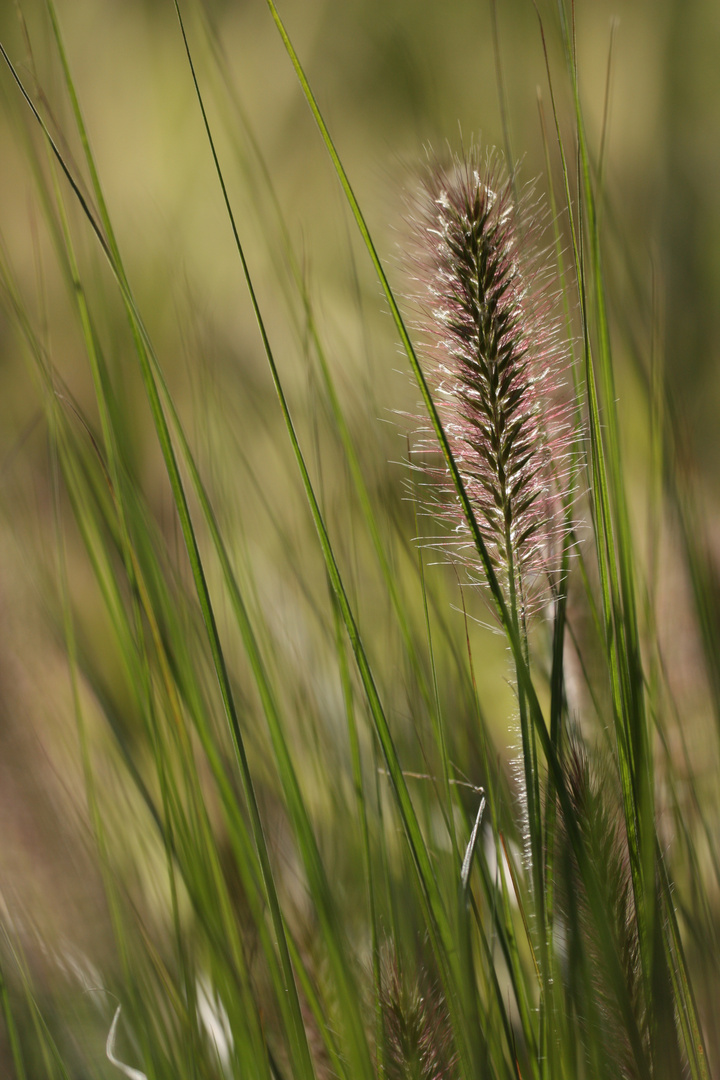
xmin=408 ymin=146 xmax=574 ymax=616
xmin=381 ymin=955 xmax=459 ymax=1080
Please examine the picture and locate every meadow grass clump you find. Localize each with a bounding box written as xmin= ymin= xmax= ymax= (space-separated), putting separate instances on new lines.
xmin=0 ymin=1 xmax=718 ymax=1079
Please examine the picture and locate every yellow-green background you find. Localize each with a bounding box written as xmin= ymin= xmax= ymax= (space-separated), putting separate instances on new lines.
xmin=0 ymin=0 xmax=718 ymax=1049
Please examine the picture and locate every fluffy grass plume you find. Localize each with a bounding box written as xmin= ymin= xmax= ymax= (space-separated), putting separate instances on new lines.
xmin=407 ymin=147 xmax=573 ymax=614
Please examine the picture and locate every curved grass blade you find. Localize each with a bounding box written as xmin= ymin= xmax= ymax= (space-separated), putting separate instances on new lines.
xmin=0 ymin=26 xmax=317 ymax=1079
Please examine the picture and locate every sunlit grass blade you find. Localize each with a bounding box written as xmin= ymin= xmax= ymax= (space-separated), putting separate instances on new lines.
xmin=0 ymin=954 xmax=28 ymax=1080
xmin=0 ymin=25 xmax=319 ymax=1079
xmin=19 ymin=8 xmax=381 ymax=1075
xmin=170 ymin=5 xmax=486 ymax=1071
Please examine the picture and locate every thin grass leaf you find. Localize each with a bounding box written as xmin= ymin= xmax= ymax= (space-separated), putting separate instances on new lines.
xmin=169 ymin=5 xmax=490 ymax=1072
xmin=0 ymin=27 xmax=318 ymax=1078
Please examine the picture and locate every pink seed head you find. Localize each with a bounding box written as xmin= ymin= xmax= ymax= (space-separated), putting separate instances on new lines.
xmin=406 ymin=145 xmax=575 ymax=614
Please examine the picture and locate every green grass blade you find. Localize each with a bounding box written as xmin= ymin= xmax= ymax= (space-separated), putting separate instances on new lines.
xmin=0 ymin=30 xmax=319 ymax=1079
xmin=170 ymin=5 xmax=489 ymax=1071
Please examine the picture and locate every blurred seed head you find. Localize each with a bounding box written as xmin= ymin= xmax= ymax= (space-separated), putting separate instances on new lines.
xmin=380 ymin=951 xmax=458 ymax=1080
xmin=555 ymin=735 xmax=648 ymax=1077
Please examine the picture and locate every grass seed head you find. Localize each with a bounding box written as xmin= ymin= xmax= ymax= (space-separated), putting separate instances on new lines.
xmin=406 ymin=145 xmax=575 ymax=615
xmin=380 ymin=952 xmax=459 ymax=1080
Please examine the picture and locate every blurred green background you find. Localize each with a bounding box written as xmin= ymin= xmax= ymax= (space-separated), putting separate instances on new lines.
xmin=2 ymin=0 xmax=720 ymax=432
xmin=2 ymin=0 xmax=720 ymax=481
xmin=1 ymin=0 xmax=719 ymax=1070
